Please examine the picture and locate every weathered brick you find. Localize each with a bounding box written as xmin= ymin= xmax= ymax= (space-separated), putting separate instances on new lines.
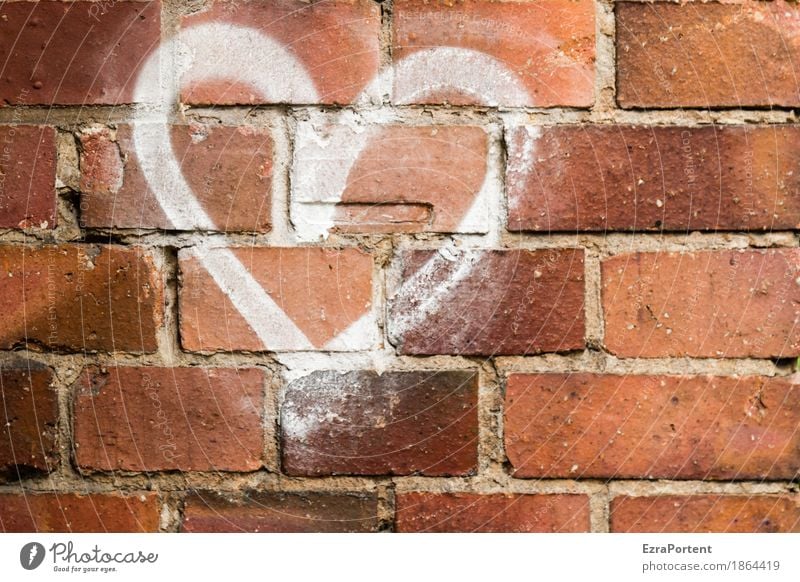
xmin=80 ymin=124 xmax=272 ymax=232
xmin=0 ymin=493 xmax=159 ymax=532
xmin=617 ymin=1 xmax=800 ymax=108
xmin=507 ymin=125 xmax=800 ymax=232
xmin=0 ymin=245 xmax=163 ymax=353
xmin=0 ymin=362 xmax=58 ymax=481
xmin=393 ymin=0 xmax=595 ymax=107
xmin=179 ymin=246 xmax=377 ymax=352
xmin=0 ymin=125 xmax=56 ymax=229
xmin=73 ymin=367 xmax=265 ymax=472
xmin=396 ymin=493 xmax=590 ymax=532
xmin=612 ymin=496 xmax=800 ymax=533
xmin=281 ymin=371 xmax=478 ymax=477
xmin=0 ymin=1 xmax=160 ymax=105
xmin=603 ymin=250 xmax=800 ymax=358
xmin=292 ymin=124 xmax=491 ymax=236
xmin=182 ymin=491 xmax=379 ymax=532
xmin=389 ymin=249 xmax=585 ymax=355
xmin=181 ymin=0 xmax=380 ymax=105
xmin=505 ymin=374 xmax=800 ymax=480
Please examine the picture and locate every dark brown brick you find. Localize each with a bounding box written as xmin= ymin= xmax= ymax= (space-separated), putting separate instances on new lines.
xmin=0 ymin=362 xmax=58 ymax=481
xmin=182 ymin=491 xmax=379 ymax=532
xmin=0 ymin=1 xmax=160 ymax=105
xmin=389 ymin=249 xmax=585 ymax=355
xmin=507 ymin=125 xmax=800 ymax=232
xmin=281 ymin=370 xmax=478 ymax=477
xmin=0 ymin=125 xmax=56 ymax=229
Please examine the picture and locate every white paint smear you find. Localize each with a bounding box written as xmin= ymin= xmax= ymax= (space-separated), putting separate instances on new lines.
xmin=131 ymin=25 xmax=533 ymax=350
xmin=292 ymin=47 xmax=531 ymax=242
xmin=388 ymin=246 xmax=484 ymax=341
xmin=393 ymin=47 xmax=531 ymax=107
xmin=184 ymin=246 xmax=313 ymax=351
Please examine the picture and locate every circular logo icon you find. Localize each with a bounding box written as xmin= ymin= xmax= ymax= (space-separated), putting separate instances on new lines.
xmin=20 ymin=542 xmax=45 ymax=570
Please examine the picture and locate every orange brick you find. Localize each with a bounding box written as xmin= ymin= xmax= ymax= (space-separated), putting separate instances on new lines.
xmin=393 ymin=0 xmax=595 ymax=106
xmin=506 ymin=374 xmax=800 ymax=480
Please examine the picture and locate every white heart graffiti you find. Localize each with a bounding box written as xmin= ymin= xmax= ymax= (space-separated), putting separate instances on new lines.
xmin=131 ymin=23 xmax=535 ymax=351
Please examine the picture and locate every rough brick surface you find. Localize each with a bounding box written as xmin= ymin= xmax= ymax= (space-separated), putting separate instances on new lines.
xmin=612 ymin=496 xmax=800 ymax=533
xmin=0 ymin=362 xmax=58 ymax=480
xmin=281 ymin=371 xmax=478 ymax=477
xmin=182 ymin=491 xmax=379 ymax=532
xmin=292 ymin=124 xmax=490 ymax=235
xmin=617 ymin=1 xmax=800 ymax=108
xmin=1 ymin=0 xmax=798 ymax=536
xmin=393 ymin=0 xmax=595 ymax=107
xmin=73 ymin=367 xmax=265 ymax=472
xmin=389 ymin=249 xmax=585 ymax=355
xmin=80 ymin=124 xmax=273 ymax=232
xmin=0 ymin=245 xmax=163 ymax=353
xmin=181 ymin=0 xmax=381 ymax=105
xmin=0 ymin=493 xmax=159 ymax=532
xmin=505 ymin=374 xmax=800 ymax=480
xmin=507 ymin=125 xmax=800 ymax=232
xmin=603 ymin=250 xmax=800 ymax=358
xmin=179 ymin=247 xmax=376 ymax=352
xmin=396 ymin=493 xmax=590 ymax=532
xmin=0 ymin=1 xmax=160 ymax=105
xmin=0 ymin=125 xmax=56 ymax=229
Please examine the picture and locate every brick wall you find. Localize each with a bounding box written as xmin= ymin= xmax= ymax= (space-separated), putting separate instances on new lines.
xmin=1 ymin=0 xmax=799 ymax=533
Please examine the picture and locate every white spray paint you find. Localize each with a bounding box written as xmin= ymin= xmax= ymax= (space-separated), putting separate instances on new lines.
xmin=393 ymin=47 xmax=530 ymax=107
xmin=130 ymin=23 xmax=535 ymax=351
xmin=132 ymin=24 xmax=376 ymax=351
xmin=182 ymin=245 xmax=314 ymax=350
xmin=387 ymin=247 xmax=485 ymax=341
xmin=505 ymin=125 xmax=543 ymax=214
xmin=291 ymin=47 xmax=529 ymax=242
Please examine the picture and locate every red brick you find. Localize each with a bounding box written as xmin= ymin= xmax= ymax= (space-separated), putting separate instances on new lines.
xmin=179 ymin=247 xmax=376 ymax=352
xmin=0 ymin=493 xmax=159 ymax=532
xmin=181 ymin=0 xmax=380 ymax=105
xmin=612 ymin=496 xmax=800 ymax=533
xmin=393 ymin=0 xmax=595 ymax=107
xmin=602 ymin=250 xmax=800 ymax=358
xmin=0 ymin=1 xmax=160 ymax=105
xmin=293 ymin=124 xmax=490 ymax=235
xmin=505 ymin=374 xmax=800 ymax=480
xmin=0 ymin=362 xmax=58 ymax=480
xmin=281 ymin=371 xmax=478 ymax=477
xmin=389 ymin=249 xmax=585 ymax=355
xmin=507 ymin=125 xmax=800 ymax=232
xmin=0 ymin=125 xmax=56 ymax=229
xmin=617 ymin=1 xmax=800 ymax=108
xmin=80 ymin=124 xmax=272 ymax=232
xmin=0 ymin=245 xmax=163 ymax=353
xmin=182 ymin=491 xmax=379 ymax=532
xmin=396 ymin=493 xmax=590 ymax=532
xmin=73 ymin=367 xmax=265 ymax=472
